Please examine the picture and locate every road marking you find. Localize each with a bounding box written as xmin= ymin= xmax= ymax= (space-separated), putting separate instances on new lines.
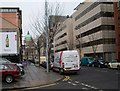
xmin=81 ymin=83 xmax=98 ymax=89
xmin=82 ymin=87 xmax=88 ymax=89
xmin=72 ymin=83 xmax=77 ymax=86
xmin=75 ymin=81 xmax=79 ymax=83
xmin=63 ymin=76 xmax=69 ymax=81
xmin=62 ymin=76 xmax=72 ymax=81
xmin=68 ymin=81 xmax=72 ymax=84
xmin=68 ymin=81 xmax=78 ymax=86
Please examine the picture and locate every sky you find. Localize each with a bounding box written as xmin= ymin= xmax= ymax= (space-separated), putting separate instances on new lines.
xmin=0 ymin=0 xmax=84 ymax=39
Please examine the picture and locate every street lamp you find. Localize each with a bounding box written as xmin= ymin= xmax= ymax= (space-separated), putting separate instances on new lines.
xmin=45 ymin=0 xmax=49 ymax=72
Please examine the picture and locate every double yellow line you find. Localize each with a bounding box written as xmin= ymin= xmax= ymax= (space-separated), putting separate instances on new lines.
xmin=62 ymin=76 xmax=72 ymax=81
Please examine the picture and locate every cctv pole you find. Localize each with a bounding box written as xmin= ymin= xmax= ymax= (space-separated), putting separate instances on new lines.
xmin=45 ymin=0 xmax=49 ymax=72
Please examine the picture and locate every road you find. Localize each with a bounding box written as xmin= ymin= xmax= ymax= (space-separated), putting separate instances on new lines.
xmin=22 ymin=66 xmax=120 ymax=91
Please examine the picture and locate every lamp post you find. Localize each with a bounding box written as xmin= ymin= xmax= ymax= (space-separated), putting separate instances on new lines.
xmin=45 ymin=0 xmax=49 ymax=72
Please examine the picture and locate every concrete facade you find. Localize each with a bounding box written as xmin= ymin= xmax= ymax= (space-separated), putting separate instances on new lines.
xmin=72 ymin=2 xmax=116 ymax=62
xmin=54 ymin=16 xmax=74 ymax=53
xmin=49 ymin=15 xmax=67 ymax=56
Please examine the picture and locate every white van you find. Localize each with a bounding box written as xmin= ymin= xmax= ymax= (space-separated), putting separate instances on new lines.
xmin=53 ymin=50 xmax=80 ymax=74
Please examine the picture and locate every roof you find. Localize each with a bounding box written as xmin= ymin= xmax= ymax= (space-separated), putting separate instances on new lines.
xmin=74 ymin=2 xmax=84 ymax=10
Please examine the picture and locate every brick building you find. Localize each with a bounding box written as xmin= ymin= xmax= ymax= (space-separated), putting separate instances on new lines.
xmin=0 ymin=7 xmax=22 ymax=63
xmin=113 ymin=1 xmax=120 ymax=61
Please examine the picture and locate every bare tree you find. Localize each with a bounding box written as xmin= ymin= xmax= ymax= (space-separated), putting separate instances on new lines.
xmin=88 ymin=33 xmax=98 ymax=59
xmin=30 ymin=0 xmax=63 ymax=71
xmin=45 ymin=1 xmax=64 ymax=72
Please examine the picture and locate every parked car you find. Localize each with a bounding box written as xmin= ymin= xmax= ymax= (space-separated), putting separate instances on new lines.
xmin=0 ymin=63 xmax=21 ymax=83
xmin=41 ymin=61 xmax=53 ymax=70
xmin=0 ymin=58 xmax=25 ymax=76
xmin=0 ymin=58 xmax=24 ymax=69
xmin=80 ymin=57 xmax=94 ymax=66
xmin=90 ymin=59 xmax=108 ymax=68
xmin=108 ymin=60 xmax=120 ymax=69
xmin=41 ymin=61 xmax=46 ymax=68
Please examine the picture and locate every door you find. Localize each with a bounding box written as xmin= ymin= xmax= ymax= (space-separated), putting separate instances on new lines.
xmin=63 ymin=54 xmax=79 ymax=69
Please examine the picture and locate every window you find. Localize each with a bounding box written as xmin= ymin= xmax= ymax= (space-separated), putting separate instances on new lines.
xmin=0 ymin=65 xmax=8 ymax=70
xmin=75 ymin=12 xmax=114 ymax=30
xmin=75 ymin=2 xmax=113 ymax=21
xmin=8 ymin=65 xmax=14 ymax=70
xmin=81 ymin=38 xmax=115 ymax=48
xmin=0 ymin=8 xmax=18 ymax=12
xmin=54 ymin=56 xmax=60 ymax=62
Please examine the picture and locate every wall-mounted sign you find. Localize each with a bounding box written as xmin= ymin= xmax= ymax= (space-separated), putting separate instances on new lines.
xmin=0 ymin=31 xmax=18 ymax=55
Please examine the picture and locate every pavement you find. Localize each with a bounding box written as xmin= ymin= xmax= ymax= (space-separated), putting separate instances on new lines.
xmin=1 ymin=63 xmax=64 ymax=90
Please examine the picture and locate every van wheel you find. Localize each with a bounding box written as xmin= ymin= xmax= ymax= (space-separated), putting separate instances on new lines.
xmin=59 ymin=69 xmax=64 ymax=75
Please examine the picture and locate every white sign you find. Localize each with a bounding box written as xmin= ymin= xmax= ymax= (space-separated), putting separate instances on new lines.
xmin=0 ymin=31 xmax=17 ymax=55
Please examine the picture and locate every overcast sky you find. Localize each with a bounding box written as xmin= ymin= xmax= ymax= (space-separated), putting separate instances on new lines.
xmin=0 ymin=0 xmax=84 ymax=39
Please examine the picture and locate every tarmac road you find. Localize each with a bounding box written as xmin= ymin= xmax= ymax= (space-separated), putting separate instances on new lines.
xmin=22 ymin=66 xmax=120 ymax=91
